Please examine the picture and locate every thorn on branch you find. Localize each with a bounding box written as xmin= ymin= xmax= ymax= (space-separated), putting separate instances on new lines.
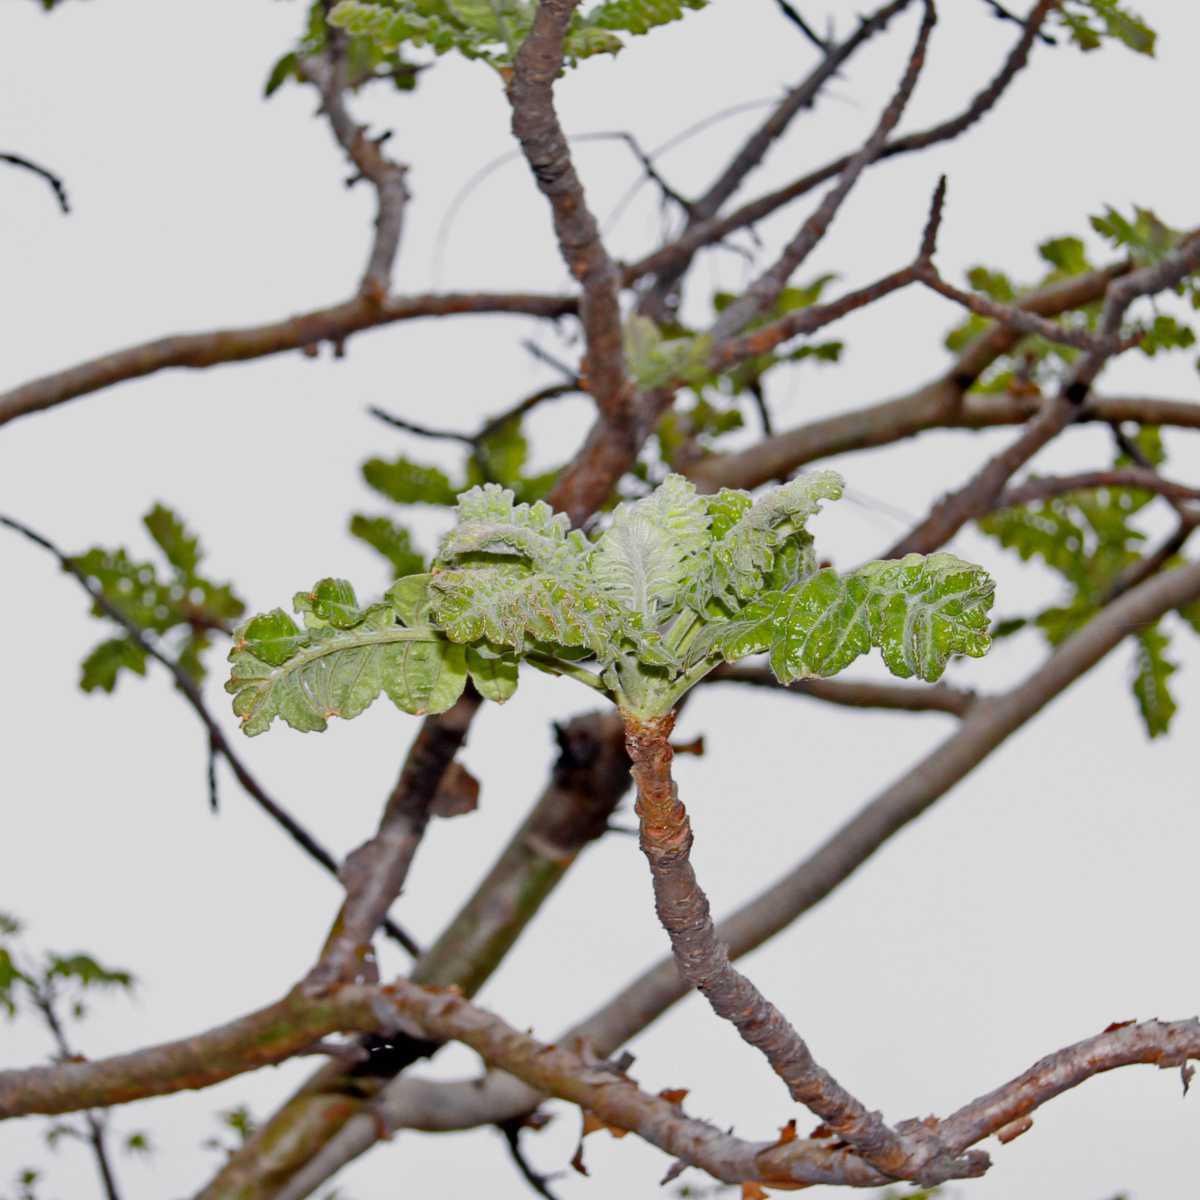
xmin=772 ymin=0 xmax=830 ymax=51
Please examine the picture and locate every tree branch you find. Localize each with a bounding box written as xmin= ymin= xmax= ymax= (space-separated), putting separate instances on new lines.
xmin=996 ymin=468 xmax=1200 ymax=510
xmin=1 ymin=151 xmax=70 ymax=213
xmin=303 ymin=690 xmax=482 ymax=993
xmin=0 ymin=291 xmax=574 ymax=428
xmin=508 ymin=0 xmax=628 ymax=420
xmin=299 ymin=51 xmax=410 ymax=299
xmin=0 ymin=513 xmax=419 ymax=958
xmin=706 ymin=663 xmax=977 ymax=716
xmin=639 ymin=0 xmax=916 ymax=318
xmin=626 ymin=0 xmax=1056 ymax=289
xmin=686 ymin=259 xmax=1135 ymax=492
xmin=709 ymin=0 xmax=937 ymax=341
xmin=358 ymin=557 xmax=1200 ymax=1143
xmin=885 ymin=230 xmax=1200 ymax=558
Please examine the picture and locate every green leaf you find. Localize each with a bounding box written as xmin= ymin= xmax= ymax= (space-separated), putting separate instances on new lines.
xmin=363 ymin=454 xmax=459 ymax=506
xmin=143 ymin=504 xmax=201 ymax=577
xmin=473 ymin=417 xmax=528 ymax=486
xmin=227 ymin=603 xmax=448 ymax=735
xmin=45 ymin=953 xmax=134 ymax=991
xmin=384 ymin=640 xmax=468 ymax=715
xmin=589 ymin=473 xmax=708 ymax=622
xmin=1131 ymin=622 xmax=1177 ymax=737
xmin=237 ymin=610 xmax=311 ymax=667
xmin=1038 ymin=235 xmax=1092 ymax=276
xmin=350 ymin=514 xmax=425 ymax=579
xmin=80 ymin=637 xmax=148 ymax=694
xmin=296 ymin=578 xmax=363 ymax=630
xmin=1056 ymin=0 xmax=1155 ymax=55
xmin=701 ymin=471 xmax=843 ymax=606
xmin=0 ymin=947 xmax=30 ymax=1018
xmin=264 ymin=51 xmax=299 ymax=97
xmin=623 ymin=315 xmax=713 ymax=389
xmin=465 ymin=644 xmax=519 ymax=703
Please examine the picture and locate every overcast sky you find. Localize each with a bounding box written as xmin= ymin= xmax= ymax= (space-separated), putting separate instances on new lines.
xmin=2 ymin=2 xmax=1199 ymax=1198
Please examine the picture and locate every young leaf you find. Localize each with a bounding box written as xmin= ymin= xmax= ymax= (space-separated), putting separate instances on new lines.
xmin=363 ymin=454 xmax=459 ymax=506
xmin=589 ymin=473 xmax=708 ymax=622
xmin=226 ymin=602 xmax=449 ymax=735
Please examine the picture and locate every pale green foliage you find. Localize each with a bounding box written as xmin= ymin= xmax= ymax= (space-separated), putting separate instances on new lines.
xmin=328 ymin=0 xmax=706 ymax=69
xmin=226 ymin=579 xmax=467 ymax=735
xmin=231 ymin=474 xmax=994 ymax=727
xmin=978 ymin=432 xmax=1199 ymax=738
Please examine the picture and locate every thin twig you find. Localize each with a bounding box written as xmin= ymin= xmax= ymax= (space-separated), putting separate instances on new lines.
xmin=497 ymin=1116 xmax=564 ymax=1200
xmin=0 ymin=513 xmax=419 ymax=958
xmin=979 ymin=0 xmax=1057 ymax=43
xmin=772 ymin=0 xmax=829 ymax=50
xmin=996 ymin=468 xmax=1200 ymax=510
xmin=299 ymin=51 xmax=410 ymax=299
xmin=628 ymin=0 xmax=1057 ymax=290
xmin=709 ymin=0 xmax=937 ymax=341
xmin=1 ymin=151 xmax=70 ymax=213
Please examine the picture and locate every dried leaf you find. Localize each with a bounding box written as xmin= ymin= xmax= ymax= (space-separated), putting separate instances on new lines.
xmin=774 ymin=1118 xmax=798 ymax=1146
xmin=1104 ymin=1018 xmax=1136 ymax=1033
xmin=742 ymin=1183 xmax=770 ymax=1200
xmin=658 ymin=1087 xmax=689 ymax=1106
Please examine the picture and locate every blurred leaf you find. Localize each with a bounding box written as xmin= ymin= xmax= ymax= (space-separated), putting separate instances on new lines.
xmin=45 ymin=953 xmax=134 ymax=991
xmin=1056 ymin=0 xmax=1155 ymax=54
xmin=1131 ymin=622 xmax=1177 ymax=737
xmin=362 ymin=455 xmax=459 ymax=505
xmin=80 ymin=637 xmax=148 ymax=694
xmin=350 ymin=514 xmax=425 ymax=578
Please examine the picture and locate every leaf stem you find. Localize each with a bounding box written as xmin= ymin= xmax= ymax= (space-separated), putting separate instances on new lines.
xmin=524 ymin=651 xmax=614 ymax=698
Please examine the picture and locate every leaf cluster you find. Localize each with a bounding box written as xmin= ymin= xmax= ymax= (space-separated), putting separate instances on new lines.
xmin=979 ymin=430 xmax=1195 ymax=737
xmin=945 ymin=206 xmax=1199 ymax=392
xmin=72 ymin=504 xmax=244 ymax=692
xmin=230 ymin=473 xmax=994 ymax=731
xmin=1054 ymin=0 xmax=1155 ymax=56
xmin=266 ymin=0 xmax=422 ymax=97
xmin=326 ymin=0 xmax=707 ymax=69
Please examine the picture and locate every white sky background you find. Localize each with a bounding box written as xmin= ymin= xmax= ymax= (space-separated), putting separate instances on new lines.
xmin=1 ymin=1 xmax=1199 ymax=1197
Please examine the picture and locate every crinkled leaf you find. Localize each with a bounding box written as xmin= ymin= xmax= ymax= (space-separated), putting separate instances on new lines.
xmin=296 ymin=578 xmax=363 ymax=630
xmin=227 ymin=605 xmax=446 ymax=735
xmin=385 ymin=640 xmax=468 ymax=715
xmin=1131 ymin=622 xmax=1177 ymax=737
xmin=853 ymin=554 xmax=995 ymax=681
xmin=589 ymin=474 xmax=708 ymax=621
xmin=436 ymin=483 xmax=585 ymax=572
xmin=236 ymin=610 xmax=310 ymax=667
xmin=701 ymin=471 xmax=843 ymax=605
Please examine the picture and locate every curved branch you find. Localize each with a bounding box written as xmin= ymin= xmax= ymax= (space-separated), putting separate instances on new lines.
xmin=996 ymin=468 xmax=1200 ymax=510
xmin=508 ymin=0 xmax=627 ymax=419
xmin=1 ymin=151 xmax=70 ymax=213
xmin=0 ymin=291 xmax=576 ymax=428
xmin=355 ymin=557 xmax=1200 ymax=1141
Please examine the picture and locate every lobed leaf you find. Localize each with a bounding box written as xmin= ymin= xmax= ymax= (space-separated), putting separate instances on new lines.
xmin=1131 ymin=622 xmax=1177 ymax=738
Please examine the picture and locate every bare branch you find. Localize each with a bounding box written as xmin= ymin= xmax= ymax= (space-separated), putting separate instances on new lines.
xmin=709 ymin=0 xmax=937 ymax=341
xmin=508 ymin=0 xmax=628 ymax=419
xmin=940 ymin=1018 xmax=1200 ymax=1153
xmin=202 ymin=711 xmax=631 ymax=1194
xmin=1 ymin=151 xmax=70 ymax=213
xmin=0 ymin=513 xmax=419 ymax=958
xmin=0 ymin=291 xmax=575 ymax=429
xmin=996 ymin=468 xmax=1200 ymax=510
xmin=640 ymin=0 xmax=916 ymax=317
xmin=706 ymin=663 xmax=977 ymax=716
xmin=299 ymin=52 xmax=410 ymax=299
xmin=626 ymin=0 xmax=1057 ymax=288
xmin=623 ymin=711 xmax=974 ymax=1181
xmin=303 ymin=690 xmax=481 ymax=993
